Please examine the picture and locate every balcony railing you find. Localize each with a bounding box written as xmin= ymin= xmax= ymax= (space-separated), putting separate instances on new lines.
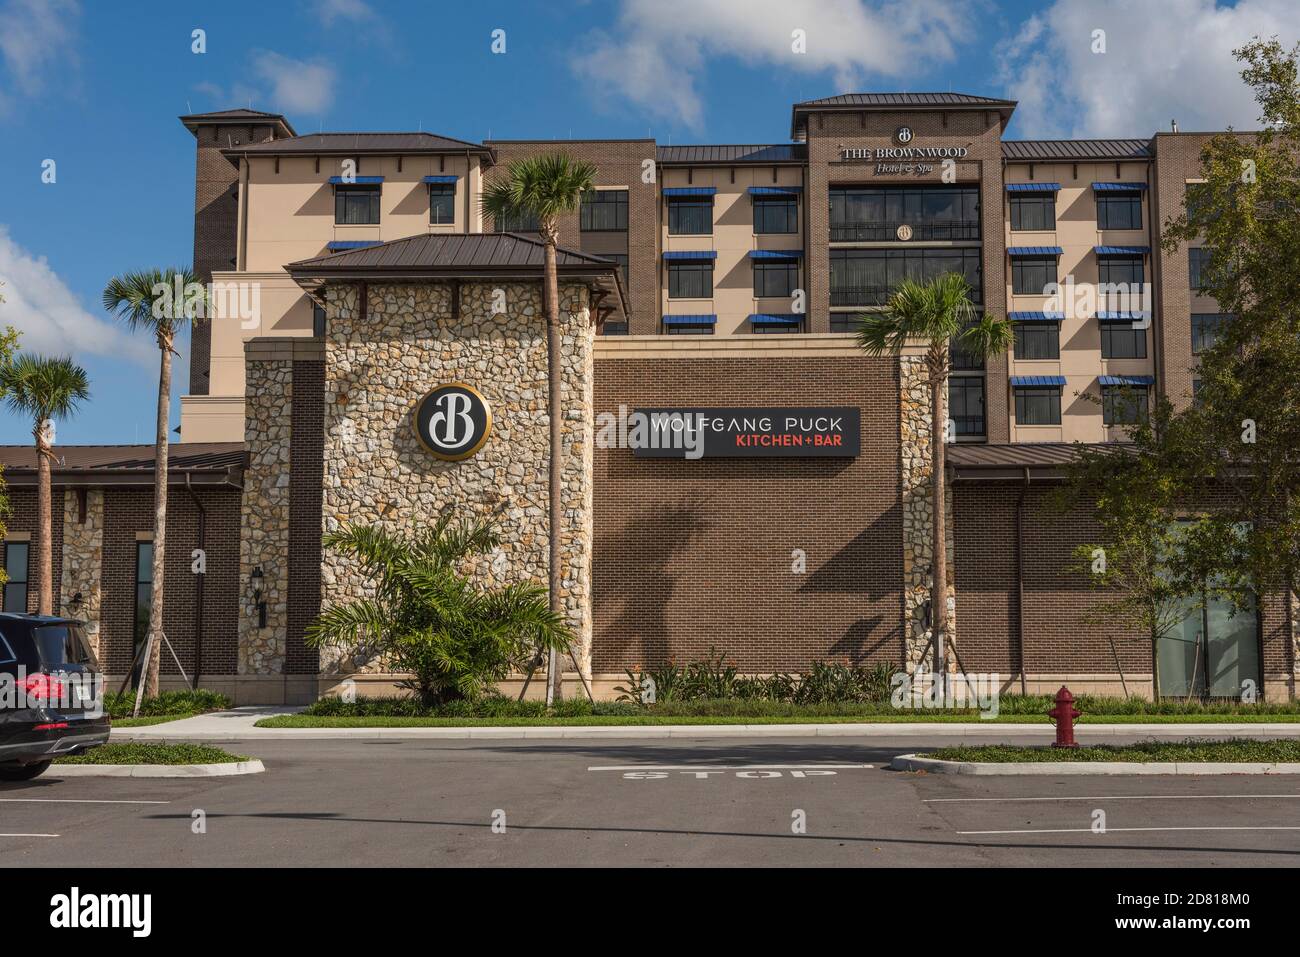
xmin=831 ymin=284 xmax=983 ymax=307
xmin=951 ymin=414 xmax=986 ymax=436
xmin=830 ymin=221 xmax=980 ymax=243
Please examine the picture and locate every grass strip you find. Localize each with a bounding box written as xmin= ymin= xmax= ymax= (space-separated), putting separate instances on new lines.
xmin=54 ymin=743 xmax=249 ymax=765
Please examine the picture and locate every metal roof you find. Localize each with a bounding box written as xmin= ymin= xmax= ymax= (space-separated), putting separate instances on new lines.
xmin=792 ymin=92 xmax=1016 ymax=139
xmin=948 ymin=442 xmax=1127 ymax=479
xmin=287 ymin=233 xmax=627 ymax=319
xmin=223 ymin=131 xmax=493 ymax=160
xmin=179 ymin=108 xmax=296 ymax=137
xmin=0 ymin=443 xmax=246 ymax=487
xmin=656 ymin=144 xmax=806 ymax=164
xmin=1002 ymin=139 xmax=1153 ymax=161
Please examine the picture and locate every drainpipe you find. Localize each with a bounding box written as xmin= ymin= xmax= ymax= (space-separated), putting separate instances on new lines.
xmin=1015 ymin=467 xmax=1030 ymax=695
xmin=185 ymin=473 xmax=206 ymax=689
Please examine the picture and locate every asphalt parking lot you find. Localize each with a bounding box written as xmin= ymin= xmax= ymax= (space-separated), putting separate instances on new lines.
xmin=2 ymin=737 xmax=1299 ymax=867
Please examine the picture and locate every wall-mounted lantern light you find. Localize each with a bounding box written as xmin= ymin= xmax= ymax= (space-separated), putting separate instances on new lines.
xmin=251 ymin=566 xmax=267 ymax=628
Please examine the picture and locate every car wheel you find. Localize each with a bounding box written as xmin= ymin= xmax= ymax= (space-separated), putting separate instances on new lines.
xmin=0 ymin=760 xmax=52 ymax=782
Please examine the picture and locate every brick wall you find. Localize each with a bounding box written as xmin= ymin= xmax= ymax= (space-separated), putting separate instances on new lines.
xmin=99 ymin=486 xmax=241 ymax=678
xmin=1 ymin=488 xmax=62 ymax=613
xmin=486 ymin=140 xmax=658 ymax=334
xmin=592 ymin=354 xmax=903 ymax=672
xmin=286 ymin=358 xmax=324 ymax=675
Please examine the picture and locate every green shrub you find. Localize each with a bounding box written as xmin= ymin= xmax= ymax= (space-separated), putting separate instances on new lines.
xmin=102 ymin=688 xmax=231 ymax=719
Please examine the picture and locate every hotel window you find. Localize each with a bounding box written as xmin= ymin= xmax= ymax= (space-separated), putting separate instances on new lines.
xmin=1009 ymin=194 xmax=1055 ymax=231
xmin=580 ymin=190 xmax=628 ymax=231
xmin=1098 ymin=255 xmax=1145 ymax=312
xmin=428 ymin=185 xmax=456 ymax=225
xmin=949 ymin=376 xmax=986 ymax=437
xmin=1102 ymin=385 xmax=1149 ymax=425
xmin=334 ymin=184 xmax=381 ymax=225
xmin=829 ymin=185 xmax=979 ymax=241
xmin=668 ymin=262 xmax=713 ymax=299
xmin=1192 ymin=313 xmax=1231 ymax=354
xmin=1011 ymin=256 xmax=1057 ymax=296
xmin=753 ymin=195 xmax=798 ymax=234
xmin=1098 ymin=255 xmax=1144 ymax=287
xmin=312 ymin=303 xmax=326 ymax=338
xmin=1188 ymin=247 xmax=1212 ymax=291
xmin=134 ymin=541 xmax=153 ymax=672
xmin=1100 ymin=323 xmax=1147 ymax=359
xmin=1014 ymin=322 xmax=1060 ymax=360
xmin=667 ymin=199 xmax=712 ymax=235
xmin=1096 ymin=191 xmax=1142 ymax=230
xmin=950 ymin=318 xmax=986 ymax=371
xmin=753 ymin=261 xmax=798 ymax=298
xmin=830 ymin=247 xmax=982 ymax=307
xmin=493 ymin=207 xmax=541 ymax=232
xmin=1014 ymin=387 xmax=1061 ymax=426
xmin=2 ymin=541 xmax=29 ymax=613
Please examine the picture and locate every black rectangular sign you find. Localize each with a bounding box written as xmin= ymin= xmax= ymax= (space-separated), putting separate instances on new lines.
xmin=632 ymin=407 xmax=860 ymax=458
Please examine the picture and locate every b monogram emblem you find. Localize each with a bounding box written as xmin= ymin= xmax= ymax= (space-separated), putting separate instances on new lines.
xmin=896 ymin=126 xmax=913 ymax=144
xmin=413 ymin=383 xmax=492 ymax=460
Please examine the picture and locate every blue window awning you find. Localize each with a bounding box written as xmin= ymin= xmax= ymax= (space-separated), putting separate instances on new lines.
xmin=1096 ymin=311 xmax=1150 ymax=323
xmin=663 ymin=250 xmax=717 ymax=261
xmin=1009 ymin=311 xmax=1065 ymax=322
xmin=663 ymin=187 xmax=717 ymax=197
xmin=423 ymin=175 xmax=458 ymax=184
xmin=1099 ymin=375 xmax=1155 ymax=387
xmin=1095 ymin=245 xmax=1150 ymax=255
xmin=1092 ymin=182 xmax=1148 ymax=191
xmin=327 ymin=240 xmax=382 ymax=251
xmin=662 ymin=314 xmax=716 ymax=326
xmin=328 ymin=176 xmax=384 ymax=185
xmin=748 ymin=313 xmax=801 ymax=326
xmin=1008 ymin=246 xmax=1063 ymax=256
xmin=1011 ymin=375 xmax=1067 ymax=387
xmin=748 ymin=186 xmax=802 ymax=196
xmin=1006 ymin=182 xmax=1061 ymax=192
xmin=748 ymin=249 xmax=802 ymax=260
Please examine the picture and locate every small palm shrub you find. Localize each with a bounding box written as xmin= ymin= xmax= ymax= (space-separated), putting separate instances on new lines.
xmin=305 ymin=516 xmax=574 ymax=707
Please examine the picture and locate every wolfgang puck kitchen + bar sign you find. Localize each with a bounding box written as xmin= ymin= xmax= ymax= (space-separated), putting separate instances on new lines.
xmin=632 ymin=408 xmax=860 ymax=459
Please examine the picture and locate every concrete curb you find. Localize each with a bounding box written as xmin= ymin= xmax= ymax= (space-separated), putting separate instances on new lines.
xmin=110 ymin=721 xmax=1300 ymax=742
xmin=47 ymin=760 xmax=266 ymax=778
xmin=891 ymin=753 xmax=1300 ymax=775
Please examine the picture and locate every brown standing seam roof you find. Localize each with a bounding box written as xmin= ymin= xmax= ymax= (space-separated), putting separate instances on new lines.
xmin=793 ymin=92 xmax=1018 ymax=109
xmin=947 ymin=442 xmax=1129 ymax=479
xmin=225 ymin=132 xmax=492 ymax=155
xmin=1002 ymin=139 xmax=1154 ymax=161
xmin=656 ymin=144 xmax=807 ymax=164
xmin=179 ymin=108 xmax=296 ymax=137
xmin=0 ymin=443 xmax=246 ymax=485
xmin=289 ymin=232 xmax=620 ymax=272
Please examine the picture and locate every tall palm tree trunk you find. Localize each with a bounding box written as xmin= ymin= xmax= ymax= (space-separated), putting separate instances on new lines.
xmin=542 ymin=235 xmax=564 ymax=704
xmin=143 ymin=337 xmax=171 ymax=697
xmin=35 ymin=426 xmax=53 ymax=615
xmin=929 ymin=365 xmax=948 ymax=698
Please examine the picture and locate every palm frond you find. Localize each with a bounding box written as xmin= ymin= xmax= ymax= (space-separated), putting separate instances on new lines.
xmin=102 ymin=267 xmax=206 ymax=335
xmin=478 ymin=153 xmax=597 ymax=229
xmin=0 ymin=353 xmax=90 ymax=424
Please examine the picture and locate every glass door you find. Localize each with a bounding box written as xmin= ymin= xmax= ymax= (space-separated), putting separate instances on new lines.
xmin=1156 ymin=591 xmax=1259 ymax=700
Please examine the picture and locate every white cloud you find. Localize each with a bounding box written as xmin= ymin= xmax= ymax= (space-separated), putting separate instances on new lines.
xmin=0 ymin=227 xmax=153 ymax=367
xmin=998 ymin=0 xmax=1300 ymax=138
xmin=315 ymin=0 xmax=374 ymax=25
xmin=250 ymin=50 xmax=337 ymax=115
xmin=573 ymin=0 xmax=979 ymax=131
xmin=0 ymin=0 xmax=79 ymax=112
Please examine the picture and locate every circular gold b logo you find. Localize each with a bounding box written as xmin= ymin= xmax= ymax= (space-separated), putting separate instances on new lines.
xmin=413 ymin=383 xmax=492 ymax=461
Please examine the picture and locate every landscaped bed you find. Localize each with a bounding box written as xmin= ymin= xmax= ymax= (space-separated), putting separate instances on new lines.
xmin=924 ymin=739 xmax=1300 ymax=763
xmin=53 ymin=743 xmax=249 ymax=765
xmin=252 ymin=693 xmax=1300 ymax=728
xmin=105 ymin=689 xmax=232 ymax=728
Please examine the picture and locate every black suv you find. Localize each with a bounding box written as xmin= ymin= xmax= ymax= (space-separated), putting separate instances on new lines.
xmin=0 ymin=614 xmax=111 ymax=781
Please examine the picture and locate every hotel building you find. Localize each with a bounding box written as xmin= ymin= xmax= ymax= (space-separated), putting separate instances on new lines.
xmin=1 ymin=92 xmax=1292 ymax=703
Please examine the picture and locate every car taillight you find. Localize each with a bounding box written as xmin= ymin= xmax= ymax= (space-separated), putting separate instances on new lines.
xmin=21 ymin=673 xmax=66 ymax=702
xmin=33 ymin=722 xmax=69 ymax=731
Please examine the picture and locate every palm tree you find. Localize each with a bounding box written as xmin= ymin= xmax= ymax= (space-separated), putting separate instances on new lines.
xmin=480 ymin=155 xmax=596 ymax=704
xmin=103 ymin=268 xmax=206 ymax=699
xmin=306 ymin=516 xmax=574 ymax=707
xmin=0 ymin=354 xmax=90 ymax=615
xmin=857 ymin=274 xmax=1012 ymax=695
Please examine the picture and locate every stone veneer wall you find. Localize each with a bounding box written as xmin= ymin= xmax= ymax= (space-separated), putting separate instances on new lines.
xmin=320 ymin=280 xmax=595 ymax=677
xmin=59 ymin=490 xmax=103 ymax=656
xmin=899 ymin=356 xmax=955 ymax=672
xmin=239 ymin=354 xmax=293 ymax=675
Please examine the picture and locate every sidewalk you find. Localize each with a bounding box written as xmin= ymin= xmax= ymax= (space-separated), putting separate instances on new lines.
xmin=112 ymin=708 xmax=1300 ymax=743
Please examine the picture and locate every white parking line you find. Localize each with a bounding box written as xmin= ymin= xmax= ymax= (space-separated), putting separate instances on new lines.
xmin=0 ymin=798 xmax=170 ymax=805
xmin=929 ymin=793 xmax=1300 ymax=803
xmin=588 ymin=764 xmax=873 ymax=771
xmin=959 ymin=825 xmax=1300 ymax=835
xmin=0 ymin=833 xmax=59 ymax=838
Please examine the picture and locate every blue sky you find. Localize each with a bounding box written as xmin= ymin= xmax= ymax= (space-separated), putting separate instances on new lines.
xmin=0 ymin=0 xmax=1294 ymax=444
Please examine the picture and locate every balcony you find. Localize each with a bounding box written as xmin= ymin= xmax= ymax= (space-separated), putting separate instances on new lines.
xmin=829 ymin=221 xmax=981 ymax=243
xmin=830 ymin=283 xmax=983 ymax=308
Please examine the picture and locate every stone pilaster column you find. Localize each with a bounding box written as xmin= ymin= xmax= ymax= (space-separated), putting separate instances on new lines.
xmin=59 ymin=489 xmax=103 ymax=656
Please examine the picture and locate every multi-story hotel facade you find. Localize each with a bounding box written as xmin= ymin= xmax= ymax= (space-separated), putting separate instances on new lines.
xmin=2 ymin=92 xmax=1293 ymax=704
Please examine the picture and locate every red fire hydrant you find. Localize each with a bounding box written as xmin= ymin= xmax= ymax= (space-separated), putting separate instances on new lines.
xmin=1047 ymin=686 xmax=1081 ymax=748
